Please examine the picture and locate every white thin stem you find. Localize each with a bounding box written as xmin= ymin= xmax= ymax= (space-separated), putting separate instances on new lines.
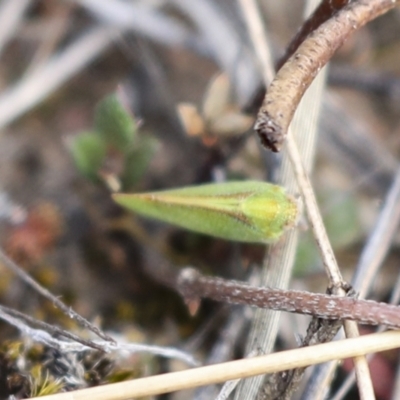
xmin=285 ymin=135 xmax=343 ymax=286
xmin=0 ymin=247 xmax=113 ymax=342
xmin=237 ymin=0 xmax=274 ymax=85
xmin=0 ymin=308 xmax=198 ymax=366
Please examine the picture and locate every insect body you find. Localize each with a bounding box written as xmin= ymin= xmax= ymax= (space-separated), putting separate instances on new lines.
xmin=113 ymin=181 xmax=298 ymax=243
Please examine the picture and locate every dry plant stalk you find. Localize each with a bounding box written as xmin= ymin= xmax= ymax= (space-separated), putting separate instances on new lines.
xmin=177 ymin=268 xmax=400 ymax=329
xmin=255 ymin=0 xmax=400 ymax=152
xmin=26 ymin=331 xmax=400 ymax=400
xmin=240 ymin=0 xmax=371 ymax=397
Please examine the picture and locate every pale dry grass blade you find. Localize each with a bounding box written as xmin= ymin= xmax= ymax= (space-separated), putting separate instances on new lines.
xmin=0 ymin=0 xmax=31 ymax=55
xmin=76 ymin=0 xmax=207 ymax=54
xmin=0 ymin=27 xmax=115 ymax=130
xmin=353 ymin=167 xmax=400 ymax=295
xmin=235 ymin=0 xmax=332 ymax=398
xmin=26 ymin=331 xmax=400 ymax=400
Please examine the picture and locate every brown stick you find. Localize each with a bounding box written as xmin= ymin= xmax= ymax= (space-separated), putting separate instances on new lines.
xmin=255 ymin=0 xmax=399 ymax=152
xmin=276 ymin=0 xmax=350 ymax=69
xmin=178 ymin=268 xmax=400 ymax=329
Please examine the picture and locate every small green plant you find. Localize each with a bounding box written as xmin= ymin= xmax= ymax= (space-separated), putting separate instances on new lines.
xmin=29 ymin=366 xmax=64 ymax=397
xmin=69 ymin=90 xmax=157 ymax=191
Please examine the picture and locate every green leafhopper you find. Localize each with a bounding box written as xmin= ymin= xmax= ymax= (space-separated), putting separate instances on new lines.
xmin=112 ymin=181 xmax=298 ymax=243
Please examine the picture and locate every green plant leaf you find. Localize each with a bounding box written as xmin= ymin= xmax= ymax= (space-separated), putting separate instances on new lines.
xmin=121 ymin=136 xmax=158 ymax=190
xmin=113 ymin=181 xmax=298 ymax=243
xmin=70 ymin=132 xmax=106 ymax=180
xmin=323 ymin=191 xmax=361 ymax=249
xmin=94 ymin=93 xmax=136 ymax=152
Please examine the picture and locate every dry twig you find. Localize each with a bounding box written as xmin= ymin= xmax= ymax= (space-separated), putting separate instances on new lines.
xmin=255 ymin=0 xmax=400 ymax=152
xmin=177 ymin=268 xmax=400 ymax=330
